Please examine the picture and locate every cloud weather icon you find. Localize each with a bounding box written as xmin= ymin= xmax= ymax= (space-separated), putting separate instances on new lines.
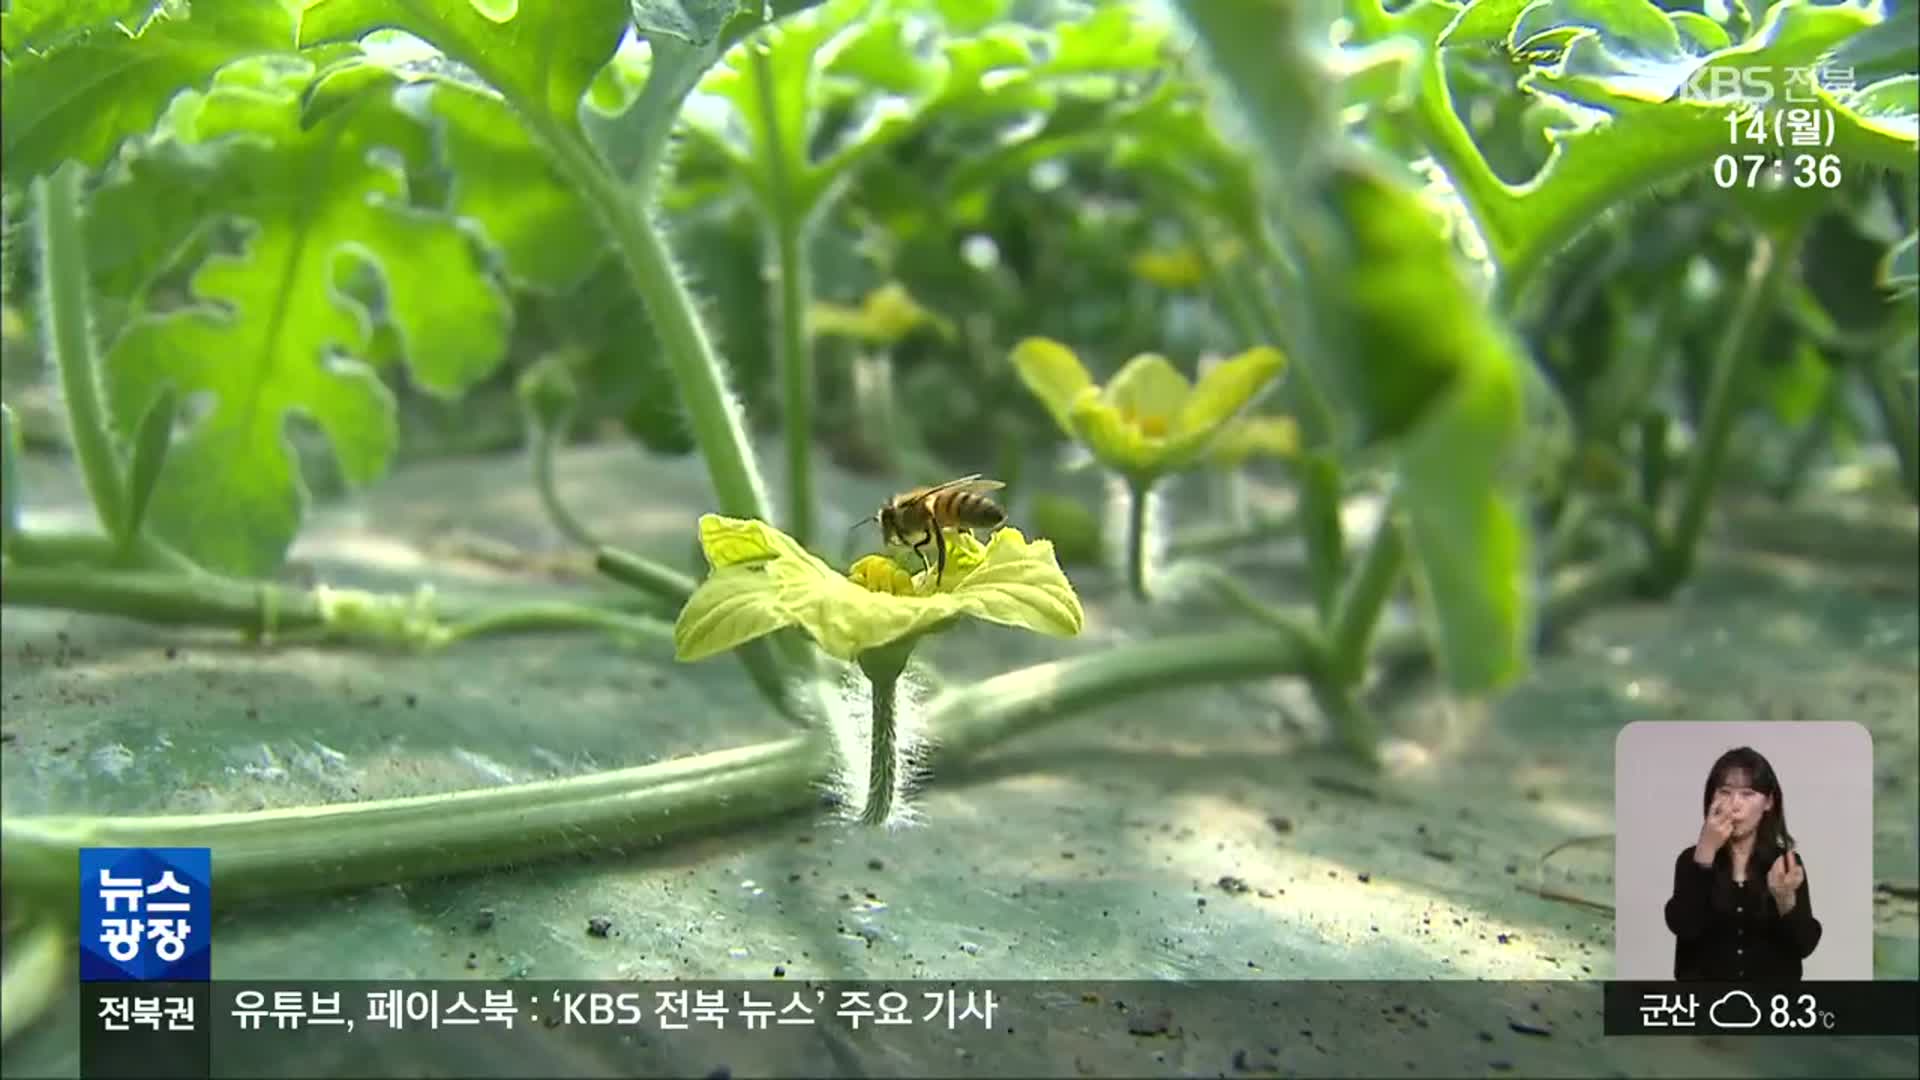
xmin=1709 ymin=990 xmax=1763 ymax=1029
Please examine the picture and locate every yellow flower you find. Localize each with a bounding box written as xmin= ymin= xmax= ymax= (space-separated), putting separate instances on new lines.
xmin=1011 ymin=338 xmax=1287 ymax=479
xmin=674 ymin=515 xmax=1082 ymax=664
xmin=1207 ymin=415 xmax=1301 ymax=467
xmin=1128 ymin=238 xmax=1242 ymax=289
xmin=810 ymin=283 xmax=955 ymax=347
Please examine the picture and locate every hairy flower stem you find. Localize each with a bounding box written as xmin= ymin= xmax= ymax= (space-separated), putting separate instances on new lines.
xmin=0 ymin=557 xmax=1647 ymax=914
xmin=863 ymin=677 xmax=900 ymax=825
xmin=533 ymin=117 xmax=772 ymax=536
xmin=1126 ymin=476 xmax=1154 ymax=602
xmin=33 ymin=164 xmax=126 ymax=544
xmin=855 ymin=639 xmax=915 ymax=826
xmin=527 ymin=103 xmax=823 ymax=695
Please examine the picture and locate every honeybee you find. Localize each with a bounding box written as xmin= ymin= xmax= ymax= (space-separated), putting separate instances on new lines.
xmin=861 ymin=474 xmax=1008 ymax=585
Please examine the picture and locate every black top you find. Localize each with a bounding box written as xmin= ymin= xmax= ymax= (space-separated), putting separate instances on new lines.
xmin=1664 ymin=844 xmax=1822 ymax=981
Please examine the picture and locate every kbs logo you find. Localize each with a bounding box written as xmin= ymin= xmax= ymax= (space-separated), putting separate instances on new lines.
xmin=1677 ymin=63 xmax=1857 ymax=107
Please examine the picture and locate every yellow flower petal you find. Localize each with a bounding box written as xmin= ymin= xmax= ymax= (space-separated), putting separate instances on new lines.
xmin=674 ymin=517 xmax=1083 ymax=664
xmin=1129 ymin=248 xmax=1208 ymax=288
xmin=1011 ymin=337 xmax=1096 ymax=439
xmin=1208 ymin=415 xmax=1302 ymax=466
xmin=1175 ymin=346 xmax=1286 ymax=441
xmin=1103 ymin=352 xmax=1191 ymax=424
xmin=1071 ymin=393 xmax=1165 ymax=476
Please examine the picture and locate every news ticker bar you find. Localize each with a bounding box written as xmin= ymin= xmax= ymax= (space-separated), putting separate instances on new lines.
xmin=74 ymin=980 xmax=1920 ymax=1079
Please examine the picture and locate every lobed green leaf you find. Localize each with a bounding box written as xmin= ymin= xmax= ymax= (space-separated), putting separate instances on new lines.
xmin=430 ymin=81 xmax=607 ymax=292
xmin=1397 ymin=361 xmax=1536 ymax=694
xmin=0 ymin=0 xmax=167 ymax=58
xmin=1298 ymin=161 xmax=1476 ymax=448
xmin=1 ymin=0 xmax=293 ymax=181
xmin=1361 ymin=0 xmax=1918 ymax=305
xmin=122 ymin=383 xmax=178 ymax=543
xmin=296 ymin=0 xmax=632 ymax=140
xmin=95 ymin=59 xmax=511 ymax=575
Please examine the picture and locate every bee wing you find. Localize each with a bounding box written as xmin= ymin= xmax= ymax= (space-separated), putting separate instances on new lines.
xmin=894 ymin=474 xmax=1002 ymax=502
xmin=925 ymin=475 xmax=1005 ymax=498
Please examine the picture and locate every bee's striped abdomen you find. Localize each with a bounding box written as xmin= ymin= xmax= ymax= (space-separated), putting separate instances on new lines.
xmin=937 ymin=490 xmax=1007 ymax=531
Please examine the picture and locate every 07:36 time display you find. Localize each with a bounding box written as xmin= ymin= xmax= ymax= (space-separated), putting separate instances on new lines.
xmin=1711 ymin=153 xmax=1844 ymax=189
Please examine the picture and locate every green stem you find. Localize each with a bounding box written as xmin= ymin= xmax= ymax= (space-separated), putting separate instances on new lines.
xmin=926 ymin=626 xmax=1322 ymax=764
xmin=1171 ymin=201 xmax=1263 ymax=353
xmin=2 ymin=564 xmax=328 ymax=632
xmin=752 ymin=46 xmax=818 ymax=549
xmin=1308 ymin=681 xmax=1380 ymax=768
xmin=0 ymin=917 xmax=68 ymax=1045
xmin=772 ymin=215 xmax=815 ymax=547
xmin=1195 ymin=565 xmax=1325 ymax=651
xmin=862 ymin=674 xmax=899 ymax=825
xmin=1166 ymin=513 xmax=1298 ymax=558
xmin=1656 ymin=227 xmax=1801 ymax=592
xmin=1126 ymin=475 xmax=1154 ymax=602
xmin=436 ymin=604 xmax=674 ymax=646
xmin=0 ymin=564 xmax=673 ymax=649
xmin=0 ymin=558 xmax=1649 ymax=914
xmin=1325 ymin=498 xmax=1405 ymax=686
xmin=1294 ymin=452 xmax=1346 ymax=624
xmin=1543 ymin=495 xmax=1595 ymax=568
xmin=0 ymin=737 xmax=832 ymax=913
xmin=593 ymin=544 xmax=809 ymax=727
xmin=1237 ymin=234 xmax=1335 ymax=447
xmin=1171 ymin=202 xmax=1345 ymax=607
xmin=526 ymin=106 xmax=825 ymax=693
xmin=1772 ymin=369 xmax=1842 ymax=502
xmin=1224 ymin=228 xmax=1348 ymax=624
xmin=1862 ymin=333 xmax=1919 ymax=502
xmin=594 ymin=546 xmax=697 ymax=605
xmin=856 ymin=639 xmax=915 ymax=826
xmin=530 ymin=117 xmax=772 ymax=529
xmin=1 ymin=402 xmax=22 ymax=545
xmin=1 ymin=528 xmax=210 ymax=574
xmin=1638 ymin=411 xmax=1671 ymax=512
xmin=33 ymin=164 xmax=127 ymax=543
xmin=1546 ymin=495 xmax=1663 ymax=570
xmin=532 ymin=421 xmax=601 ymax=550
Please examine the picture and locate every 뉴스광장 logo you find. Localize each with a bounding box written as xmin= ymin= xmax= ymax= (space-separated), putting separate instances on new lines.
xmin=78 ymin=847 xmax=211 ymax=982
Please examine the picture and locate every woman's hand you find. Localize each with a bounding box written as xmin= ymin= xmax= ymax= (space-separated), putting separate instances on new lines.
xmin=1694 ymin=796 xmax=1733 ymax=866
xmin=1768 ymin=848 xmax=1805 ymax=913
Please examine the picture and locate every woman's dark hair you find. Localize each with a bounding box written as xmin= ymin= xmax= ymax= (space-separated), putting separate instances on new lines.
xmin=1701 ymin=746 xmax=1795 ymax=850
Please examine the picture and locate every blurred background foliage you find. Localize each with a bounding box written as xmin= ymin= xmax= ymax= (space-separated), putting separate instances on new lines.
xmin=0 ymin=0 xmax=1913 ymax=554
